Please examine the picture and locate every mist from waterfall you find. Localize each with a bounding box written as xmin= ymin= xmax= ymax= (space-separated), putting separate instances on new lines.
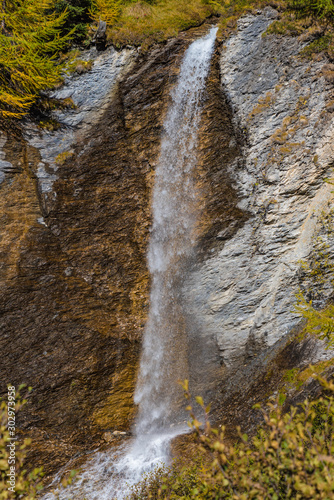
xmin=43 ymin=26 xmax=218 ymax=500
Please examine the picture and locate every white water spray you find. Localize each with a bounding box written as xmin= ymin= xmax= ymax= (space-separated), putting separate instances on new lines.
xmin=43 ymin=26 xmax=217 ymax=500
xmin=135 ymin=26 xmax=218 ymax=437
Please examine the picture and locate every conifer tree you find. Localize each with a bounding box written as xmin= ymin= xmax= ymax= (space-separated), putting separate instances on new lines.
xmin=0 ymin=0 xmax=71 ymax=119
xmin=54 ymin=0 xmax=92 ymax=41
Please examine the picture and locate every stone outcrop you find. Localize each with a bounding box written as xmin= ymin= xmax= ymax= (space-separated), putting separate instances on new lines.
xmin=185 ymin=7 xmax=334 ymax=368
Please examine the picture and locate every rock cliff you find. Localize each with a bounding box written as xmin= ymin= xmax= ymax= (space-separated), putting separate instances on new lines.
xmin=1 ymin=9 xmax=334 ymax=480
xmin=0 ymin=33 xmax=202 ymax=476
xmin=185 ymin=7 xmax=334 ymax=369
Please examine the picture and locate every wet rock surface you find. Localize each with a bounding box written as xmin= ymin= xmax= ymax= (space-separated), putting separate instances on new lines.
xmin=185 ymin=7 xmax=334 ymax=367
xmin=0 ymin=31 xmax=210 ymax=478
xmin=24 ymin=47 xmax=134 ymax=210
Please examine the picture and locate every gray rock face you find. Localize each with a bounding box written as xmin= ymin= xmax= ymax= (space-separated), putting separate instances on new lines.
xmin=23 ymin=47 xmax=134 ymax=203
xmin=0 ymin=132 xmax=12 ymax=183
xmin=185 ymin=8 xmax=334 ymax=367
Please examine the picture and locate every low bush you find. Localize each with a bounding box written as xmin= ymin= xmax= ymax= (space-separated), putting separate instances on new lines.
xmin=128 ymin=458 xmax=219 ymax=499
xmin=289 ymin=0 xmax=334 ymax=23
xmin=295 ymin=292 xmax=334 ymax=348
xmin=89 ymin=0 xmax=122 ymax=25
xmin=128 ymin=377 xmax=334 ymax=499
xmin=54 ymin=0 xmax=92 ymax=41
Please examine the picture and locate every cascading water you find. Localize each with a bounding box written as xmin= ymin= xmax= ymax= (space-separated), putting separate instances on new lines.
xmin=43 ymin=26 xmax=218 ymax=500
xmin=135 ymin=24 xmax=218 ymax=435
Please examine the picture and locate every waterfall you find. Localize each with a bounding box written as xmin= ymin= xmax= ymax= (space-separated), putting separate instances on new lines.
xmin=43 ymin=26 xmax=217 ymax=500
xmin=135 ymin=24 xmax=218 ymax=436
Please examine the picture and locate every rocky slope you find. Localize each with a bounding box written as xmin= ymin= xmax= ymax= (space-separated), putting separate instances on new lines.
xmin=1 ymin=8 xmax=334 ymax=480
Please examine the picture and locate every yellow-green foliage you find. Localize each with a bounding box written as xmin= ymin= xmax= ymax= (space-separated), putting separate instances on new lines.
xmin=265 ymin=15 xmax=309 ymax=37
xmin=0 ymin=0 xmax=71 ymax=119
xmin=0 ymin=387 xmax=76 ymax=498
xmin=300 ymin=34 xmax=334 ymax=58
xmin=108 ymin=0 xmax=222 ymax=48
xmin=130 ymin=378 xmax=334 ymax=499
xmin=291 ymin=0 xmax=334 ymax=22
xmin=0 ymin=387 xmax=44 ymax=499
xmin=295 ymin=206 xmax=334 ymax=346
xmin=89 ymin=0 xmax=122 ymax=25
xmin=283 ymin=360 xmax=334 ymax=391
xmin=298 ymin=209 xmax=334 ymax=291
xmin=129 ymin=458 xmax=219 ymax=499
xmin=295 ymin=292 xmax=334 ymax=348
xmin=264 ymin=1 xmax=334 ymax=59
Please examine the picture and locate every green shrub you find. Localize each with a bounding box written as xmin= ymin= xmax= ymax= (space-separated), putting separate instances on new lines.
xmin=295 ymin=292 xmax=334 ymax=348
xmin=54 ymin=0 xmax=93 ymax=42
xmin=89 ymin=0 xmax=122 ymax=25
xmin=0 ymin=0 xmax=72 ymax=118
xmin=129 ymin=378 xmax=334 ymax=499
xmin=289 ymin=0 xmax=334 ymax=22
xmin=300 ymin=34 xmax=333 ymax=57
xmin=128 ymin=458 xmax=219 ymax=499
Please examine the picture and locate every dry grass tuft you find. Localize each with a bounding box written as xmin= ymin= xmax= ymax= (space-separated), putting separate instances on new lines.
xmin=107 ymin=0 xmax=221 ymax=48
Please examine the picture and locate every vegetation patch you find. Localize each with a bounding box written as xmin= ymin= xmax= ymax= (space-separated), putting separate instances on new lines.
xmin=38 ymin=117 xmax=62 ymax=131
xmin=264 ymin=0 xmax=334 ymax=60
xmin=293 ymin=359 xmax=334 ymax=387
xmin=291 ymin=0 xmax=334 ymax=23
xmin=0 ymin=0 xmax=72 ymax=119
xmin=54 ymin=0 xmax=92 ymax=42
xmin=0 ymin=386 xmax=77 ymax=498
xmin=295 ymin=200 xmax=334 ymax=318
xmin=129 ymin=457 xmax=218 ymax=499
xmin=300 ymin=33 xmax=334 ymax=58
xmin=294 ymin=204 xmax=334 ymax=348
xmin=279 ymin=359 xmax=334 ymax=402
xmin=107 ymin=0 xmax=221 ymax=49
xmin=90 ymin=0 xmax=122 ymax=25
xmin=295 ymin=294 xmax=334 ymax=347
xmin=265 ymin=17 xmax=304 ymax=36
xmin=128 ymin=377 xmax=334 ymax=499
